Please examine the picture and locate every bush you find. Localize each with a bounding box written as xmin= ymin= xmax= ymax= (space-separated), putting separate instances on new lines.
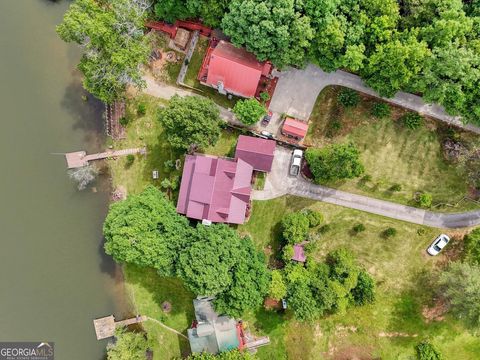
xmin=302 ymin=209 xmax=323 ymax=227
xmin=382 ymin=227 xmax=397 ymax=238
xmin=418 ymin=193 xmax=432 ymax=208
xmin=465 ymin=228 xmax=480 ymax=264
xmin=119 ymin=116 xmax=129 ymax=127
xmin=371 ymin=102 xmax=391 ymax=118
xmin=338 ymin=89 xmax=360 ymax=108
xmin=269 ymin=270 xmax=287 ymax=300
xmin=282 ymin=212 xmax=310 ymax=244
xmin=353 ymin=223 xmax=366 ymax=234
xmin=389 ymin=183 xmax=402 ymax=192
xmin=260 ymin=91 xmax=270 ymax=103
xmin=351 ymin=270 xmax=375 ymax=305
xmin=402 ymin=112 xmax=423 ymax=129
xmin=415 ymin=341 xmax=443 ymax=360
xmin=125 ymin=154 xmax=135 ymax=167
xmin=137 ymin=102 xmax=147 ymax=116
xmin=233 ymin=98 xmax=267 ymax=125
xmin=305 ymin=143 xmax=364 ymax=183
xmin=282 ymin=244 xmax=295 ymax=262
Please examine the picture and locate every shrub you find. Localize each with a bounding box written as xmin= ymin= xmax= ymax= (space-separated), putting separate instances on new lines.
xmin=137 ymin=102 xmax=147 ymax=116
xmin=389 ymin=183 xmax=402 ymax=192
xmin=465 ymin=228 xmax=480 ymax=264
xmin=163 ymin=159 xmax=175 ymax=171
xmin=415 ymin=341 xmax=443 ymax=360
xmin=305 ymin=143 xmax=364 ymax=183
xmin=233 ymin=98 xmax=267 ymax=125
xmin=282 ymin=244 xmax=295 ymax=262
xmin=119 ymin=116 xmax=129 ymax=127
xmin=338 ymin=89 xmax=360 ymax=108
xmin=260 ymin=91 xmax=270 ymax=103
xmin=418 ymin=193 xmax=432 ymax=208
xmin=351 ymin=270 xmax=375 ymax=305
xmin=269 ymin=270 xmax=287 ymax=300
xmin=282 ymin=212 xmax=310 ymax=244
xmin=302 ymin=209 xmax=323 ymax=227
xmin=371 ymin=102 xmax=391 ymax=118
xmin=382 ymin=227 xmax=397 ymax=238
xmin=402 ymin=112 xmax=423 ymax=130
xmin=125 ymin=154 xmax=135 ymax=167
xmin=160 ymin=178 xmax=172 ymax=189
xmin=353 ymin=223 xmax=366 ymax=234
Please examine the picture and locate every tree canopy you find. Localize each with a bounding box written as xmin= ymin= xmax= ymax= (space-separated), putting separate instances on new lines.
xmin=305 ymin=143 xmax=364 ymax=183
xmin=158 ymin=95 xmax=222 ymax=150
xmin=57 ymin=0 xmax=150 ymax=103
xmin=107 ymin=329 xmax=151 ymax=360
xmin=233 ymin=99 xmax=266 ymax=125
xmin=281 ymin=212 xmax=310 ymax=244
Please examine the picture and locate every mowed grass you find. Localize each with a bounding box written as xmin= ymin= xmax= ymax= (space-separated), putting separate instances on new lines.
xmin=183 ymin=36 xmax=239 ymax=109
xmin=305 ymin=86 xmax=478 ymax=212
xmin=124 ymin=264 xmax=195 ymax=360
xmin=239 ymin=196 xmax=480 ymax=360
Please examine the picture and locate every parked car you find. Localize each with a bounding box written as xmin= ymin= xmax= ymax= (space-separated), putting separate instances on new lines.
xmin=260 ymin=130 xmax=275 ymax=139
xmin=289 ymin=149 xmax=303 ymax=176
xmin=261 ymin=111 xmax=273 ymax=126
xmin=427 ymin=234 xmax=450 ymax=256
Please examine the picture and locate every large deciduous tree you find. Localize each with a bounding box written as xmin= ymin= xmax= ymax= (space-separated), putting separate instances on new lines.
xmin=281 ymin=212 xmax=310 ymax=244
xmin=154 ymin=0 xmax=229 ymax=28
xmin=221 ymin=0 xmax=314 ymax=67
xmin=305 ymin=143 xmax=364 ymax=183
xmin=103 ymin=185 xmax=190 ymax=275
xmin=158 ymin=95 xmax=221 ymax=150
xmin=233 ymin=99 xmax=266 ymax=126
xmin=57 ymin=0 xmax=150 ymax=103
xmin=107 ymin=328 xmax=151 ymax=360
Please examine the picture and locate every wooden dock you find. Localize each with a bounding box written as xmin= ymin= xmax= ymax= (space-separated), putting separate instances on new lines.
xmin=93 ymin=315 xmax=148 ymax=340
xmin=65 ymin=147 xmax=146 ymax=169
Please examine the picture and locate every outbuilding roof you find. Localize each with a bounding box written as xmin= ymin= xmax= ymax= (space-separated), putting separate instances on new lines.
xmin=176 ymin=154 xmax=253 ymax=224
xmin=235 ymin=135 xmax=276 ymax=172
xmin=205 ymin=41 xmax=268 ymax=98
xmin=292 ymin=244 xmax=307 ymax=263
xmin=282 ymin=117 xmax=309 ymax=139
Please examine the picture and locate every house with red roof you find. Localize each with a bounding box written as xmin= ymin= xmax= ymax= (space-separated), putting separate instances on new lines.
xmin=234 ymin=135 xmax=276 ymax=172
xmin=177 ymin=154 xmax=254 ymax=224
xmin=282 ymin=117 xmax=309 ymax=140
xmin=199 ymin=40 xmax=271 ymax=98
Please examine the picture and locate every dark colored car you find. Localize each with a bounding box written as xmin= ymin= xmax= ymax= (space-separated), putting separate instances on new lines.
xmin=261 ymin=111 xmax=273 ymax=126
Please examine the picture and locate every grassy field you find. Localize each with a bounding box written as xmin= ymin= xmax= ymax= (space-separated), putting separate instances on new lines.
xmin=183 ymin=36 xmax=239 ymax=109
xmin=238 ymin=196 xmax=480 ymax=360
xmin=304 ymin=86 xmax=479 ymax=212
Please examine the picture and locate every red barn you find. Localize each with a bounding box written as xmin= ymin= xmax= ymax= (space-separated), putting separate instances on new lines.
xmin=202 ymin=41 xmax=271 ymax=98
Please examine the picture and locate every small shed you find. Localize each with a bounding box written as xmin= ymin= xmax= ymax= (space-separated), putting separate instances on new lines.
xmin=282 ymin=117 xmax=309 ymax=140
xmin=291 ymin=244 xmax=306 ymax=263
xmin=174 ymin=28 xmax=191 ymax=50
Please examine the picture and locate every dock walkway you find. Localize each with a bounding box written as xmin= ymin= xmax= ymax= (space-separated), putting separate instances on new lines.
xmin=93 ymin=315 xmax=147 ymax=340
xmin=65 ymin=147 xmax=146 ymax=169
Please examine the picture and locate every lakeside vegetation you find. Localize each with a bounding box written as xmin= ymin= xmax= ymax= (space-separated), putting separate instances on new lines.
xmin=305 ymin=86 xmax=480 ymax=212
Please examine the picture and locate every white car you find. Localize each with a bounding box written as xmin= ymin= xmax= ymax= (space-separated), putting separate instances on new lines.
xmin=427 ymin=234 xmax=450 ymax=256
xmin=289 ymin=149 xmax=303 ymax=176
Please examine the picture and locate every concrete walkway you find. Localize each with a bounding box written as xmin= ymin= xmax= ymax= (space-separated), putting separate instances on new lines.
xmin=253 ymin=147 xmax=480 ymax=229
xmin=270 ymin=64 xmax=480 ymax=134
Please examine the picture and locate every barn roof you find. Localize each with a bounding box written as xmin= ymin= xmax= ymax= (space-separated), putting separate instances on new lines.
xmin=205 ymin=41 xmax=266 ymax=98
xmin=176 ymin=154 xmax=253 ymax=224
xmin=235 ymin=135 xmax=276 ymax=172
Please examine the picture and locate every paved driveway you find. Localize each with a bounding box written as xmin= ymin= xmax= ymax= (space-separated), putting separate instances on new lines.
xmin=253 ymin=146 xmax=480 ymax=229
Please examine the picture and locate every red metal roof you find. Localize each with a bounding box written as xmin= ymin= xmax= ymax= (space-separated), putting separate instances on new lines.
xmin=282 ymin=117 xmax=309 ymax=139
xmin=177 ymin=154 xmax=253 ymax=224
xmin=205 ymin=41 xmax=264 ymax=98
xmin=292 ymin=244 xmax=306 ymax=262
xmin=235 ymin=135 xmax=276 ymax=172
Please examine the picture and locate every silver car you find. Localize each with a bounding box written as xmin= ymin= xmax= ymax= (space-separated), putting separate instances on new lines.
xmin=427 ymin=234 xmax=450 ymax=256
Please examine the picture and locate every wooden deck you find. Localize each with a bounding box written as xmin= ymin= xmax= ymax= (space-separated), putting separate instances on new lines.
xmin=93 ymin=315 xmax=148 ymax=340
xmin=65 ymin=147 xmax=146 ymax=169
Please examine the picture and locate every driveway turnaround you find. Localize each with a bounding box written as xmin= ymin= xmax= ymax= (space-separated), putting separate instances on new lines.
xmin=269 ymin=64 xmax=480 ymax=134
xmin=254 ymin=147 xmax=480 ymax=229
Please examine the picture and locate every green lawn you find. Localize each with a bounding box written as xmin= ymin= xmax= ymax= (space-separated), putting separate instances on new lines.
xmin=183 ymin=36 xmax=239 ymax=109
xmin=305 ymin=86 xmax=479 ymax=212
xmin=124 ymin=264 xmax=195 ymax=359
xmin=238 ymin=196 xmax=480 ymax=360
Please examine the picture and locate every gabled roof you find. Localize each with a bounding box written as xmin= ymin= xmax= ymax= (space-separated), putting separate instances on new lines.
xmin=282 ymin=117 xmax=309 ymax=139
xmin=177 ymin=154 xmax=253 ymax=224
xmin=292 ymin=244 xmax=306 ymax=263
xmin=205 ymin=41 xmax=265 ymax=98
xmin=235 ymin=135 xmax=276 ymax=172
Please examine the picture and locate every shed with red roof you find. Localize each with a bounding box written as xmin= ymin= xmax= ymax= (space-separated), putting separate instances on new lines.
xmin=282 ymin=117 xmax=309 ymax=139
xmin=235 ymin=135 xmax=276 ymax=172
xmin=177 ymin=154 xmax=254 ymax=224
xmin=292 ymin=244 xmax=307 ymax=263
xmin=203 ymin=41 xmax=271 ymax=98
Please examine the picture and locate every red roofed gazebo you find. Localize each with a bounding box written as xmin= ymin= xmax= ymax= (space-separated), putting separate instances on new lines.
xmin=200 ymin=41 xmax=271 ymax=98
xmin=235 ymin=135 xmax=276 ymax=172
xmin=282 ymin=117 xmax=309 ymax=140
